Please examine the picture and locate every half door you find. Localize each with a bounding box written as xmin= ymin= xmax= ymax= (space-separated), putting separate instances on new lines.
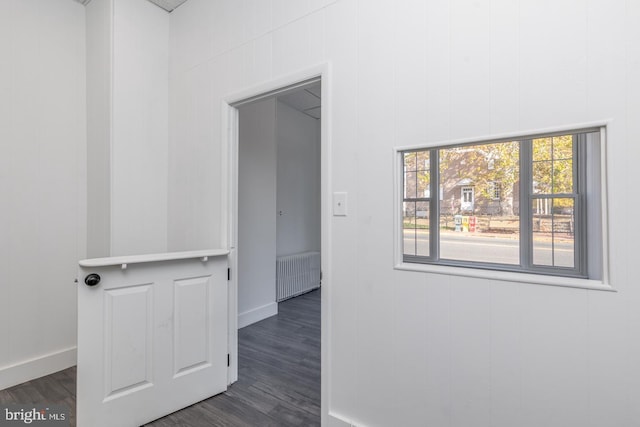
xmin=77 ymin=256 xmax=228 ymax=427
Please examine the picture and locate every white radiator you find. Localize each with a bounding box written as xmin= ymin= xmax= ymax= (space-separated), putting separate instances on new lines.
xmin=276 ymin=251 xmax=321 ymax=302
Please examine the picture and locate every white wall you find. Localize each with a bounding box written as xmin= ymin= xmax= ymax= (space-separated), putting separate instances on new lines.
xmin=112 ymin=0 xmax=169 ymax=256
xmin=0 ymin=0 xmax=86 ymax=389
xmin=168 ymin=1 xmax=640 ymax=426
xmin=87 ymin=0 xmax=169 ymax=257
xmin=276 ymin=100 xmax=321 ymax=257
xmin=237 ymin=99 xmax=278 ymax=328
xmin=86 ymin=0 xmax=111 ymax=258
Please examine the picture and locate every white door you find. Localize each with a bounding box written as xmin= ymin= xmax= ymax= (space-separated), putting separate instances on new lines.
xmin=77 ymin=255 xmax=228 ymax=427
xmin=461 ymin=186 xmax=475 ymax=212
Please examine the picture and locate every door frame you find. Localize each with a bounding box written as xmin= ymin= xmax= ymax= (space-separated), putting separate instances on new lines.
xmin=220 ymin=63 xmax=331 ymax=416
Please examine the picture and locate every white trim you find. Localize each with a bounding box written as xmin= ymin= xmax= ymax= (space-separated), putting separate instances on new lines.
xmin=393 ymin=123 xmax=612 ymax=291
xmin=394 ymin=262 xmax=615 ymax=291
xmin=221 ymin=92 xmax=238 ymax=385
xmin=393 ymin=148 xmax=404 ymax=271
xmin=237 ymin=302 xmax=278 ymax=329
xmin=327 ymin=411 xmax=358 ymax=427
xmin=229 ymin=78 xmax=321 ymax=108
xmin=223 ymin=66 xmax=326 ymax=107
xmin=599 ymin=125 xmax=611 ymax=290
xmin=221 ymin=64 xmax=332 ymax=422
xmin=318 ymin=68 xmax=332 ymax=427
xmin=395 ymin=120 xmax=612 ymax=152
xmin=0 ymin=347 xmax=76 ymax=390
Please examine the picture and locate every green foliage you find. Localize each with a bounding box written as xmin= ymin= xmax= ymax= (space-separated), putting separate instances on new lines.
xmin=405 ymin=135 xmax=576 ymax=213
xmin=532 ymin=135 xmax=573 ymax=196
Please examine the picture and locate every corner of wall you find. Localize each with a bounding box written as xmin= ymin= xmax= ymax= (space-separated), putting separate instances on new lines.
xmin=327 ymin=411 xmax=359 ymax=427
xmin=237 ymin=302 xmax=278 ymax=329
xmin=0 ymin=348 xmax=77 ymax=391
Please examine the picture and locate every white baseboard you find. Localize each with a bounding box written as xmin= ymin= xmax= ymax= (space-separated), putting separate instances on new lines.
xmin=327 ymin=411 xmax=358 ymax=427
xmin=0 ymin=347 xmax=77 ymax=390
xmin=238 ymin=302 xmax=278 ymax=329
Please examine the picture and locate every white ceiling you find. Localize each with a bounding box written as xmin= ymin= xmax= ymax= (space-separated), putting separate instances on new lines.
xmin=278 ymin=83 xmax=321 ymax=120
xmin=72 ymin=0 xmax=190 ymax=13
xmin=145 ymin=0 xmax=189 ymax=12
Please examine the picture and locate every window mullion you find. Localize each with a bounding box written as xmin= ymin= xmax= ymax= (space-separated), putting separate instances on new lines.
xmin=575 ymin=134 xmax=587 ymax=276
xmin=430 ymin=148 xmax=439 ymax=260
xmin=520 ymin=139 xmax=533 ymax=270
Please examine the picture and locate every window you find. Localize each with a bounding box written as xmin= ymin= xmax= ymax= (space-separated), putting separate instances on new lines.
xmin=400 ymin=129 xmax=603 ymax=279
xmin=488 ymin=181 xmax=501 ymax=200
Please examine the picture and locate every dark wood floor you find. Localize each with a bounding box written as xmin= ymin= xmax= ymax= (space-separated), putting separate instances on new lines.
xmin=0 ymin=289 xmax=320 ymax=427
xmin=0 ymin=366 xmax=77 ymax=426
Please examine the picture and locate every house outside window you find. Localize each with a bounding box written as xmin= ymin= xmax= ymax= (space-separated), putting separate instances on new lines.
xmin=400 ymin=128 xmax=603 ymax=279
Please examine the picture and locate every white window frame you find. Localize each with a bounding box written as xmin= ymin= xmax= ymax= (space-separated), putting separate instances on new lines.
xmin=394 ymin=123 xmax=612 ymax=291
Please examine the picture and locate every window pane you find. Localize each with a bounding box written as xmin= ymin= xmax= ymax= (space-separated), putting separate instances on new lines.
xmin=533 ymin=137 xmax=552 ymax=161
xmin=439 ymin=141 xmax=520 ymax=264
xmin=533 ymin=135 xmax=574 ymax=195
xmin=416 ymin=170 xmax=429 ymax=198
xmin=415 ymin=201 xmax=430 ymax=256
xmin=403 ymin=201 xmax=416 ymax=256
xmin=553 ymin=159 xmax=573 ymax=193
xmin=532 ymin=198 xmax=575 ymax=268
xmin=552 ymin=135 xmax=573 ymax=159
xmin=404 ymin=171 xmax=417 ymax=199
xmin=404 ymin=152 xmax=417 ymax=171
xmin=533 ymin=160 xmax=552 ymax=194
xmin=416 ymin=151 xmax=429 ymax=171
xmin=403 ymin=201 xmax=429 ymax=257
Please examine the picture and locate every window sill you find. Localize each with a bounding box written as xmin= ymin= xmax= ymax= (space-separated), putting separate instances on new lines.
xmin=394 ymin=262 xmax=614 ymax=292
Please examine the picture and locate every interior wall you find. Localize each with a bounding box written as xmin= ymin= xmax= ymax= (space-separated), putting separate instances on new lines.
xmin=111 ymin=0 xmax=169 ymax=255
xmin=86 ymin=0 xmax=111 ymax=258
xmin=0 ymin=0 xmax=86 ymax=389
xmin=276 ymin=100 xmax=321 ymax=257
xmin=86 ymin=0 xmax=169 ymax=257
xmin=168 ymin=1 xmax=640 ymax=426
xmin=237 ymin=99 xmax=278 ymax=328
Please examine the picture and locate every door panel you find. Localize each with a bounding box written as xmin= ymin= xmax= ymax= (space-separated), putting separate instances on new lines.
xmin=174 ymin=276 xmax=211 ymax=376
xmin=78 ymin=256 xmax=228 ymax=427
xmin=104 ymin=284 xmax=153 ymax=400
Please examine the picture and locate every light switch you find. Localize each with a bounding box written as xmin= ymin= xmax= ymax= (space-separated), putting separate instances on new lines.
xmin=333 ymin=192 xmax=348 ymax=216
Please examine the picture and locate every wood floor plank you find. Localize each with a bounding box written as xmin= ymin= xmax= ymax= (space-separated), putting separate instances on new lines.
xmin=0 ymin=389 xmax=14 ymax=404
xmin=0 ymin=289 xmax=320 ymax=426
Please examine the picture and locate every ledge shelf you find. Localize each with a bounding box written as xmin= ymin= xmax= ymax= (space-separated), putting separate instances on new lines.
xmin=79 ymin=249 xmax=230 ymax=269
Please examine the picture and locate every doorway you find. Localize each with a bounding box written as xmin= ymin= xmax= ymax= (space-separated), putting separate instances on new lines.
xmin=224 ymin=71 xmax=328 ymax=420
xmin=235 ymin=80 xmax=321 ymax=328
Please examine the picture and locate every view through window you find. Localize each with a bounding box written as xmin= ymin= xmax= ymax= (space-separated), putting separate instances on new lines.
xmin=401 ymin=129 xmax=602 ymax=278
